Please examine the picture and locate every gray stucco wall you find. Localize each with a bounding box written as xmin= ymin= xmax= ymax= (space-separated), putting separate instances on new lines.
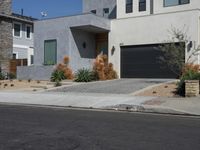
xmin=70 ymin=28 xmax=96 ymax=71
xmin=34 ymin=13 xmax=110 ymax=72
xmin=83 ymin=0 xmax=116 ymax=19
xmin=17 ymin=65 xmax=54 ymax=80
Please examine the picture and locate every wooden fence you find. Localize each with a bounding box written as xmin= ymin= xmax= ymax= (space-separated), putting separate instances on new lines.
xmin=10 ymin=59 xmax=27 ymax=75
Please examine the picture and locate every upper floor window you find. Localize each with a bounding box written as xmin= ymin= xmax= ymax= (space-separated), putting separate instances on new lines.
xmin=26 ymin=25 xmax=32 ymax=39
xmin=13 ymin=22 xmax=22 ymax=38
xmin=91 ymin=10 xmax=96 ymax=14
xmin=103 ymin=8 xmax=109 ymax=16
xmin=164 ymin=0 xmax=190 ymax=7
xmin=126 ymin=0 xmax=133 ymax=13
xmin=139 ymin=0 xmax=146 ymax=11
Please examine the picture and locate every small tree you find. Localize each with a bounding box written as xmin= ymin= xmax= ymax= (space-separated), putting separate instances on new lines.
xmin=159 ymin=27 xmax=200 ymax=76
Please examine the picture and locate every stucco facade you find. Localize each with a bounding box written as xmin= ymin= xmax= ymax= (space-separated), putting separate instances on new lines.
xmin=18 ymin=0 xmax=200 ymax=79
xmin=110 ymin=0 xmax=200 ymax=77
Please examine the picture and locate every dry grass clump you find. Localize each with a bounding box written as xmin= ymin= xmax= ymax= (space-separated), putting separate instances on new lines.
xmin=182 ymin=63 xmax=200 ymax=75
xmin=93 ymin=54 xmax=118 ymax=80
xmin=55 ymin=56 xmax=74 ymax=80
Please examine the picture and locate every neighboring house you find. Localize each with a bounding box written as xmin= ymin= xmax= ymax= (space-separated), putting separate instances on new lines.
xmin=12 ymin=13 xmax=36 ymax=66
xmin=0 ymin=0 xmax=36 ymax=74
xmin=18 ymin=0 xmax=200 ymax=80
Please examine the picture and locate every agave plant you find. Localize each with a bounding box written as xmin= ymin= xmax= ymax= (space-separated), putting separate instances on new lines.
xmin=50 ymin=70 xmax=66 ymax=82
xmin=74 ymin=68 xmax=96 ymax=82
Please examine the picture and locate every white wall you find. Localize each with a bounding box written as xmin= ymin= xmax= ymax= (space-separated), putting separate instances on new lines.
xmin=109 ymin=10 xmax=200 ymax=77
xmin=117 ymin=0 xmax=200 ymax=19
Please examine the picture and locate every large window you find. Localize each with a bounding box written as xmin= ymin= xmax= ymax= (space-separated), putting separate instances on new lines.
xmin=44 ymin=40 xmax=57 ymax=65
xmin=164 ymin=0 xmax=190 ymax=7
xmin=13 ymin=22 xmax=22 ymax=37
xmin=26 ymin=25 xmax=32 ymax=39
xmin=126 ymin=0 xmax=133 ymax=13
xmin=139 ymin=0 xmax=146 ymax=11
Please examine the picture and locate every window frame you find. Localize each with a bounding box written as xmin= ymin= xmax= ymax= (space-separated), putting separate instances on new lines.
xmin=30 ymin=55 xmax=34 ymax=65
xmin=103 ymin=8 xmax=110 ymax=16
xmin=91 ymin=10 xmax=97 ymax=14
xmin=126 ymin=0 xmax=133 ymax=13
xmin=164 ymin=0 xmax=190 ymax=7
xmin=13 ymin=22 xmax=22 ymax=38
xmin=44 ymin=39 xmax=57 ymax=65
xmin=139 ymin=0 xmax=146 ymax=12
xmin=25 ymin=24 xmax=32 ymax=39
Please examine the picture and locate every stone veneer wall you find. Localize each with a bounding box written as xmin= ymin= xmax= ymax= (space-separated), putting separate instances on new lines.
xmin=185 ymin=80 xmax=199 ymax=97
xmin=0 ymin=0 xmax=13 ymax=72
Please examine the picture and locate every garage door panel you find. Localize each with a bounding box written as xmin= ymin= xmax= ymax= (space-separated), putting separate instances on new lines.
xmin=121 ymin=44 xmax=181 ymax=78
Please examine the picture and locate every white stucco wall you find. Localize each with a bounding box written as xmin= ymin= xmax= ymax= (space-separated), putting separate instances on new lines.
xmin=117 ymin=0 xmax=200 ymax=19
xmin=109 ymin=10 xmax=200 ymax=77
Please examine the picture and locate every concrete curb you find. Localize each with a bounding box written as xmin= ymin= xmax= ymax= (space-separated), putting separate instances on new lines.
xmin=0 ymin=101 xmax=199 ymax=117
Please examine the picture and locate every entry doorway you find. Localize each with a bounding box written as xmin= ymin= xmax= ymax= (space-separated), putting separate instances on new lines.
xmin=96 ymin=33 xmax=108 ymax=55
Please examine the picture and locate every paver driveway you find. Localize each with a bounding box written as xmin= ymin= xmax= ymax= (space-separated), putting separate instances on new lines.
xmin=55 ymin=79 xmax=173 ymax=94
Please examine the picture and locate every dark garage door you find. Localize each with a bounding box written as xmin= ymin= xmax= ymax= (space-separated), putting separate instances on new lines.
xmin=121 ymin=44 xmax=182 ymax=78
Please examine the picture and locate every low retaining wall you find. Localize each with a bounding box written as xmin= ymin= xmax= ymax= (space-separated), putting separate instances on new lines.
xmin=17 ymin=65 xmax=54 ymax=80
xmin=185 ymin=80 xmax=199 ymax=97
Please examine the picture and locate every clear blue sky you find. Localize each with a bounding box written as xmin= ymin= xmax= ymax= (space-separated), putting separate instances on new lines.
xmin=12 ymin=0 xmax=82 ymax=19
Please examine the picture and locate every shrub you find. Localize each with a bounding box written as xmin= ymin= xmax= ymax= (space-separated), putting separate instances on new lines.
xmin=93 ymin=54 xmax=118 ymax=80
xmin=182 ymin=63 xmax=200 ymax=75
xmin=0 ymin=72 xmax=5 ymax=80
xmin=74 ymin=68 xmax=96 ymax=82
xmin=51 ymin=70 xmax=66 ymax=82
xmin=7 ymin=73 xmax=16 ymax=79
xmin=52 ymin=56 xmax=74 ymax=80
xmin=54 ymin=81 xmax=62 ymax=87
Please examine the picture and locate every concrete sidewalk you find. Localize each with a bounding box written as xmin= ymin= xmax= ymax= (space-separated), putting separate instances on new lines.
xmin=0 ymin=91 xmax=199 ymax=116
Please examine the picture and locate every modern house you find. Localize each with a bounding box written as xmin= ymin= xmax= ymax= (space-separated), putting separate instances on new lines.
xmin=0 ymin=0 xmax=36 ymax=74
xmin=18 ymin=0 xmax=200 ymax=80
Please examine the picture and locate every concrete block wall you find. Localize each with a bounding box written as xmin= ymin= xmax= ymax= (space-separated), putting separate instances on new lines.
xmin=17 ymin=66 xmax=54 ymax=80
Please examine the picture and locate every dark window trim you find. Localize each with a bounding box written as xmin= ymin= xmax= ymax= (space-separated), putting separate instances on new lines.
xmin=164 ymin=0 xmax=190 ymax=7
xmin=126 ymin=0 xmax=133 ymax=13
xmin=139 ymin=0 xmax=146 ymax=12
xmin=44 ymin=39 xmax=57 ymax=65
xmin=91 ymin=10 xmax=96 ymax=14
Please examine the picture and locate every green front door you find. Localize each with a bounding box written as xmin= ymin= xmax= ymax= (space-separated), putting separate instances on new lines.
xmin=44 ymin=40 xmax=57 ymax=65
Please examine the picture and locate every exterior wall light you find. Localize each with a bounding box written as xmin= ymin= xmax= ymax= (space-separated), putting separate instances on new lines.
xmin=111 ymin=46 xmax=115 ymax=55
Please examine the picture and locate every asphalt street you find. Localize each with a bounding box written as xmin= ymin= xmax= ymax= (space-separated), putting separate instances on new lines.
xmin=0 ymin=105 xmax=200 ymax=150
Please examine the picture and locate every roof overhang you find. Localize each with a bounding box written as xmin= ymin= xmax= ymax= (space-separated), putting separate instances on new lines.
xmin=0 ymin=13 xmax=34 ymax=24
xmin=70 ymin=13 xmax=110 ymax=33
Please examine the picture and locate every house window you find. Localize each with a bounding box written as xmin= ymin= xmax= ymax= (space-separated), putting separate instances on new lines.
xmin=13 ymin=22 xmax=22 ymax=37
xmin=13 ymin=53 xmax=17 ymax=59
xmin=91 ymin=10 xmax=96 ymax=14
xmin=103 ymin=8 xmax=109 ymax=14
xmin=44 ymin=40 xmax=57 ymax=65
xmin=126 ymin=0 xmax=133 ymax=13
xmin=26 ymin=25 xmax=32 ymax=39
xmin=164 ymin=0 xmax=190 ymax=7
xmin=139 ymin=0 xmax=146 ymax=11
xmin=30 ymin=55 xmax=34 ymax=64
